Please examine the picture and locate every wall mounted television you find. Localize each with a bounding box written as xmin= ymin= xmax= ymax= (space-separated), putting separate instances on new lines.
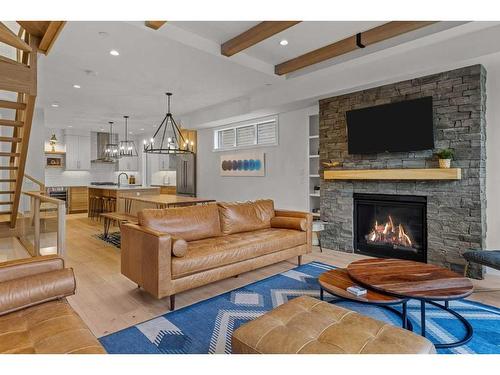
xmin=346 ymin=96 xmax=434 ymax=154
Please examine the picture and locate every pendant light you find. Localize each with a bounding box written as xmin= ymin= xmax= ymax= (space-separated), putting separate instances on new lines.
xmin=119 ymin=115 xmax=138 ymax=157
xmin=143 ymin=92 xmax=193 ymax=154
xmin=103 ymin=121 xmax=120 ymax=161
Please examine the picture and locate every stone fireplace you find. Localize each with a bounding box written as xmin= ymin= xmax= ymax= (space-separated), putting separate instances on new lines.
xmin=319 ymin=65 xmax=487 ymax=278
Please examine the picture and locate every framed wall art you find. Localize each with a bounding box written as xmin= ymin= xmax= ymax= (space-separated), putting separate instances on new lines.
xmin=220 ymin=151 xmax=265 ymax=177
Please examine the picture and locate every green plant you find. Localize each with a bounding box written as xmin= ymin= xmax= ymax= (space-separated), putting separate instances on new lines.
xmin=436 ymin=148 xmax=454 ymax=160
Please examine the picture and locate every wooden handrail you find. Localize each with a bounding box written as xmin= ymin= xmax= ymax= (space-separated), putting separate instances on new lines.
xmin=22 ymin=190 xmax=64 ymax=205
xmin=24 ymin=174 xmax=45 ymax=192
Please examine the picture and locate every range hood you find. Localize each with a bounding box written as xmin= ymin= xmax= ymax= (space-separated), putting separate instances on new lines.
xmin=91 ymin=132 xmax=118 ymax=163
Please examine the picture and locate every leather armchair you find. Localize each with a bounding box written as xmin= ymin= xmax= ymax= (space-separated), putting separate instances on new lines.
xmin=0 ymin=255 xmax=105 ymax=354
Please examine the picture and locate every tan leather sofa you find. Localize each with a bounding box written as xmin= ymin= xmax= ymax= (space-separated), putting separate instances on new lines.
xmin=233 ymin=296 xmax=436 ymax=354
xmin=0 ymin=255 xmax=105 ymax=354
xmin=121 ymin=199 xmax=312 ymax=309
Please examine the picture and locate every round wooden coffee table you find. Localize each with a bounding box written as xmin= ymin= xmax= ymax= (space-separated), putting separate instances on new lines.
xmin=318 ymin=268 xmax=412 ymax=330
xmin=347 ymin=258 xmax=474 ymax=349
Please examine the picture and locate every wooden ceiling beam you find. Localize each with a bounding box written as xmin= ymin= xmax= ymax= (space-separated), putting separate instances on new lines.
xmin=145 ymin=21 xmax=167 ymax=30
xmin=221 ymin=21 xmax=301 ymax=57
xmin=274 ymin=21 xmax=438 ymax=76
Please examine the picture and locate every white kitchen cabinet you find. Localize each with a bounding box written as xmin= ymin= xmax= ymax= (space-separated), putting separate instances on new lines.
xmin=65 ymin=134 xmax=90 ymax=171
xmin=118 ymin=156 xmax=139 ymax=171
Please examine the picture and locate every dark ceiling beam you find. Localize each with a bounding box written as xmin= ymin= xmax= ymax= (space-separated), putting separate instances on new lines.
xmin=221 ymin=21 xmax=301 ymax=57
xmin=274 ymin=21 xmax=438 ymax=76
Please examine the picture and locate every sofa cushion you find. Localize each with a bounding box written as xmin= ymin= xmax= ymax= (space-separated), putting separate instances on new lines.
xmin=138 ymin=204 xmax=222 ymax=242
xmin=217 ymin=200 xmax=275 ymax=235
xmin=172 ymin=237 xmax=188 ymax=258
xmin=172 ymin=228 xmax=306 ymax=278
xmin=0 ymin=299 xmax=105 ymax=354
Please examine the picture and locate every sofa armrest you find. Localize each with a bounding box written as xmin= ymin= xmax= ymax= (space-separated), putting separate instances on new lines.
xmin=121 ymin=223 xmax=174 ymax=299
xmin=0 ymin=268 xmax=75 ymax=316
xmin=0 ymin=255 xmax=64 ymax=283
xmin=271 ymin=216 xmax=307 ymax=231
xmin=274 ymin=210 xmax=313 ymax=248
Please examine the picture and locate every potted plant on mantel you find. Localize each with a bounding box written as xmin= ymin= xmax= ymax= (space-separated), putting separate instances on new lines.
xmin=436 ymin=148 xmax=454 ymax=169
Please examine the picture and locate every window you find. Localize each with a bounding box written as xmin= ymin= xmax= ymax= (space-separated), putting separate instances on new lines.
xmin=213 ymin=116 xmax=278 ymax=151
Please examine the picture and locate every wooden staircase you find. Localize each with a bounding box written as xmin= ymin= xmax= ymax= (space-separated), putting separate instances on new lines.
xmin=0 ymin=23 xmax=38 ymax=228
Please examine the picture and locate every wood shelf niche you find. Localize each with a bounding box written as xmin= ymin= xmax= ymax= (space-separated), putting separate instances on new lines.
xmin=324 ymin=168 xmax=461 ymax=181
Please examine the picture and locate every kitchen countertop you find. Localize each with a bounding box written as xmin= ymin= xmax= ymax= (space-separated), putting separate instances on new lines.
xmin=87 ymin=185 xmax=159 ymax=191
xmin=150 ymin=184 xmax=176 ymax=187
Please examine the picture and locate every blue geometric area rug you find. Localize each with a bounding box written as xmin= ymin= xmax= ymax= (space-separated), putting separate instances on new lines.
xmin=99 ymin=262 xmax=500 ymax=354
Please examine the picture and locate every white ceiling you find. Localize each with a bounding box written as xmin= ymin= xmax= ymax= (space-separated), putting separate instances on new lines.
xmin=38 ymin=21 xmax=276 ymax=133
xmin=36 ymin=21 xmax=500 ymax=134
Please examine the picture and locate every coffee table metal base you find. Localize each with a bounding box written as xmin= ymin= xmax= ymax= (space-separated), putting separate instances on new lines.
xmin=320 ymin=287 xmax=413 ymax=332
xmin=420 ymin=300 xmax=473 ymax=349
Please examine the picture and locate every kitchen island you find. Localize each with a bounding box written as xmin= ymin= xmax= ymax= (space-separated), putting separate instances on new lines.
xmin=87 ymin=185 xmax=160 ymax=217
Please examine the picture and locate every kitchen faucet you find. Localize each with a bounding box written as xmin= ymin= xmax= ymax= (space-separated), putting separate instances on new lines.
xmin=117 ymin=172 xmax=129 ymax=187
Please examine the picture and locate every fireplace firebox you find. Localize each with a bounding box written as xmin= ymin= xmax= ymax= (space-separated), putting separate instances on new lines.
xmin=353 ymin=193 xmax=427 ymax=263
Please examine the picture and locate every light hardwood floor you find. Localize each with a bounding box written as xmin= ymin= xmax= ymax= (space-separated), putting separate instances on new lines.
xmin=50 ymin=214 xmax=500 ymax=337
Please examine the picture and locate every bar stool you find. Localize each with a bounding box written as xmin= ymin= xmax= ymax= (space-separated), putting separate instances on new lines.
xmin=90 ymin=195 xmax=104 ymax=221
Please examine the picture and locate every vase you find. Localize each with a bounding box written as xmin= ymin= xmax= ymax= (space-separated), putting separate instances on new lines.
xmin=439 ymin=159 xmax=451 ymax=168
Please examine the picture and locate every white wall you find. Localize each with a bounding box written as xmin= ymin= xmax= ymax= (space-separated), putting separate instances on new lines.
xmin=196 ymin=107 xmax=310 ymax=211
xmin=483 ymin=55 xmax=500 ymax=275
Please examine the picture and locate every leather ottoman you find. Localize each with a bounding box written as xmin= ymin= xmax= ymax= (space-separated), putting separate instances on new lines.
xmin=232 ymin=296 xmax=435 ymax=354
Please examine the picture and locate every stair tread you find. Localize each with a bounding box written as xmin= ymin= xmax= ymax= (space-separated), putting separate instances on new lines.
xmin=0 ymin=119 xmax=24 ymax=127
xmin=0 ymin=166 xmax=18 ymax=170
xmin=0 ymin=191 xmax=15 ymax=194
xmin=0 ymin=202 xmax=13 ymax=205
xmin=0 ymin=136 xmax=22 ymax=142
xmin=0 ymin=179 xmax=16 ymax=183
xmin=0 ymin=152 xmax=20 ymax=157
xmin=0 ymin=100 xmax=26 ymax=110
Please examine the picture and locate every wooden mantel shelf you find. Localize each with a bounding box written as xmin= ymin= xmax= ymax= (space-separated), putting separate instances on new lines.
xmin=324 ymin=168 xmax=461 ymax=181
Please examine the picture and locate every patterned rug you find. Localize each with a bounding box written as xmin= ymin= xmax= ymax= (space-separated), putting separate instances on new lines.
xmin=95 ymin=232 xmax=121 ymax=248
xmin=99 ymin=261 xmax=500 ymax=354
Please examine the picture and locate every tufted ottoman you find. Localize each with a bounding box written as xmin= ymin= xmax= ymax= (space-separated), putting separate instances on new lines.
xmin=232 ymin=296 xmax=435 ymax=354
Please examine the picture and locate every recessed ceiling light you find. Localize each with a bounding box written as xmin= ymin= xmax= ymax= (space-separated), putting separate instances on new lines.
xmin=73 ymin=84 xmax=81 ymax=89
xmin=109 ymin=49 xmax=120 ymax=56
xmin=51 ymin=103 xmax=59 ymax=108
xmin=279 ymin=39 xmax=288 ymax=46
xmin=140 ymin=128 xmax=144 ymax=131
xmin=68 ymin=125 xmax=73 ymax=128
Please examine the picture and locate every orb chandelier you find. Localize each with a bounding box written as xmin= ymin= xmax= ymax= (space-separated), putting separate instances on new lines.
xmin=103 ymin=121 xmax=120 ymax=161
xmin=143 ymin=92 xmax=193 ymax=155
xmin=119 ymin=115 xmax=138 ymax=157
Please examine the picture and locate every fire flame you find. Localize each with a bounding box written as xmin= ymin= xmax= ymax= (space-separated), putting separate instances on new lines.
xmin=365 ymin=215 xmax=413 ymax=248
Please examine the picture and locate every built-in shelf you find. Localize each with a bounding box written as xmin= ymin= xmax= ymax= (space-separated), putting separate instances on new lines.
xmin=309 ymin=174 xmax=320 ymax=178
xmin=309 ymin=155 xmax=319 ymax=158
xmin=44 ymin=151 xmax=66 ymax=155
xmin=310 ymin=193 xmax=320 ymax=197
xmin=308 ymin=135 xmax=319 ymax=139
xmin=324 ymin=168 xmax=462 ymax=181
xmin=312 ymin=212 xmax=320 ymax=217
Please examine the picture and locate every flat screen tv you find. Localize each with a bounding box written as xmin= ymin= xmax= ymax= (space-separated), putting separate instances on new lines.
xmin=346 ymin=96 xmax=434 ymax=154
